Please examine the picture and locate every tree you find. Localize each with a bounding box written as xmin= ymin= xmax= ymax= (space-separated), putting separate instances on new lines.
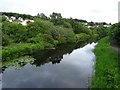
xmin=2 ymin=16 xmax=7 ymax=21
xmin=2 ymin=22 xmax=27 ymax=43
xmin=37 ymin=13 xmax=48 ymax=20
xmin=76 ymin=33 xmax=90 ymax=42
xmin=50 ymin=26 xmax=76 ymax=43
xmin=2 ymin=33 xmax=12 ymax=46
xmin=69 ymin=19 xmax=90 ymax=34
xmin=50 ymin=12 xmax=62 ymax=25
xmin=109 ymin=23 xmax=120 ymax=45
xmin=50 ymin=12 xmax=62 ymax=19
xmin=92 ymin=25 xmax=108 ymax=39
xmin=26 ymin=19 xmax=55 ymax=38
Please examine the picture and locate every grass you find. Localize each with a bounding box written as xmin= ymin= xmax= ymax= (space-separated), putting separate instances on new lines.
xmin=90 ymin=36 xmax=120 ymax=88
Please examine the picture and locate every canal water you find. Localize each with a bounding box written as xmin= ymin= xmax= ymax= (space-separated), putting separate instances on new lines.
xmin=1 ymin=42 xmax=97 ymax=88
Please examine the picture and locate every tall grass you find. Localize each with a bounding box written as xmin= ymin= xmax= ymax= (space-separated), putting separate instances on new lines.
xmin=91 ymin=36 xmax=120 ymax=88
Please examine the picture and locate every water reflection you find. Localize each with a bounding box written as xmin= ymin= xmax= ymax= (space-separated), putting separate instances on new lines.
xmin=30 ymin=43 xmax=78 ymax=66
xmin=2 ymin=42 xmax=97 ymax=88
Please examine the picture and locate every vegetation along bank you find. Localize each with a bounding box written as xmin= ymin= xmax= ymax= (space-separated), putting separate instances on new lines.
xmin=1 ymin=12 xmax=120 ymax=88
xmin=1 ymin=12 xmax=109 ymax=61
xmin=91 ymin=36 xmax=120 ymax=88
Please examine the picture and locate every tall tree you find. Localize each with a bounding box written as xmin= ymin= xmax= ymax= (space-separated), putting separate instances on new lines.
xmin=50 ymin=12 xmax=62 ymax=25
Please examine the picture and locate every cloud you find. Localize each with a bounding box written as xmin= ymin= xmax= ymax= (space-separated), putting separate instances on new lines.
xmin=0 ymin=0 xmax=119 ymax=23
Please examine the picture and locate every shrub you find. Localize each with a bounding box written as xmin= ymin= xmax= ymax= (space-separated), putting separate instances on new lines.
xmin=2 ymin=22 xmax=27 ymax=43
xmin=27 ymin=33 xmax=54 ymax=44
xmin=51 ymin=26 xmax=76 ymax=43
xmin=26 ymin=19 xmax=56 ymax=38
xmin=109 ymin=23 xmax=120 ymax=45
xmin=76 ymin=33 xmax=90 ymax=42
xmin=2 ymin=33 xmax=13 ymax=46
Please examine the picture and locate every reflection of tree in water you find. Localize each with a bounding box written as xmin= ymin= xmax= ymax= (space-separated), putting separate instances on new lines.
xmin=2 ymin=41 xmax=88 ymax=72
xmin=31 ymin=43 xmax=78 ymax=66
xmin=31 ymin=42 xmax=89 ymax=67
xmin=0 ymin=66 xmax=7 ymax=73
xmin=1 ymin=66 xmax=6 ymax=73
xmin=51 ymin=56 xmax=63 ymax=64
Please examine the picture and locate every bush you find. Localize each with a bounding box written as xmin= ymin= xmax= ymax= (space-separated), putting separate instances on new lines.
xmin=76 ymin=33 xmax=90 ymax=42
xmin=26 ymin=19 xmax=56 ymax=38
xmin=50 ymin=26 xmax=76 ymax=43
xmin=53 ymin=40 xmax=59 ymax=46
xmin=109 ymin=23 xmax=120 ymax=45
xmin=0 ymin=15 xmax=7 ymax=22
xmin=2 ymin=42 xmax=54 ymax=61
xmin=2 ymin=22 xmax=27 ymax=43
xmin=91 ymin=34 xmax=99 ymax=41
xmin=69 ymin=20 xmax=90 ymax=34
xmin=93 ymin=25 xmax=108 ymax=39
xmin=27 ymin=33 xmax=54 ymax=44
xmin=2 ymin=33 xmax=13 ymax=46
xmin=61 ymin=20 xmax=72 ymax=28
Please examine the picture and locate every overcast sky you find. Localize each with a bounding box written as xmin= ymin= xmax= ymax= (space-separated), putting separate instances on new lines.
xmin=0 ymin=0 xmax=119 ymax=23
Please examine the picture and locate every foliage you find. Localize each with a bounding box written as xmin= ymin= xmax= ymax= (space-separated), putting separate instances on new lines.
xmin=50 ymin=12 xmax=63 ymax=25
xmin=26 ymin=19 xmax=55 ymax=38
xmin=60 ymin=19 xmax=72 ymax=28
xmin=50 ymin=26 xmax=76 ymax=43
xmin=76 ymin=33 xmax=90 ymax=42
xmin=2 ymin=33 xmax=12 ymax=46
xmin=2 ymin=42 xmax=53 ymax=61
xmin=2 ymin=22 xmax=27 ymax=43
xmin=90 ymin=34 xmax=99 ymax=41
xmin=68 ymin=19 xmax=90 ymax=34
xmin=109 ymin=23 xmax=120 ymax=45
xmin=1 ymin=12 xmax=111 ymax=61
xmin=2 ymin=12 xmax=34 ymax=20
xmin=27 ymin=33 xmax=54 ymax=44
xmin=37 ymin=13 xmax=48 ymax=20
xmin=92 ymin=25 xmax=108 ymax=39
xmin=0 ymin=15 xmax=7 ymax=22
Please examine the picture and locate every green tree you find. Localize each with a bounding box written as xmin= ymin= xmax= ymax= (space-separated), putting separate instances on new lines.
xmin=2 ymin=33 xmax=12 ymax=46
xmin=50 ymin=12 xmax=62 ymax=25
xmin=26 ymin=19 xmax=56 ymax=38
xmin=69 ymin=20 xmax=90 ymax=34
xmin=50 ymin=26 xmax=76 ymax=43
xmin=2 ymin=22 xmax=27 ymax=43
xmin=92 ymin=25 xmax=108 ymax=39
xmin=37 ymin=13 xmax=48 ymax=20
xmin=2 ymin=16 xmax=7 ymax=22
xmin=109 ymin=23 xmax=120 ymax=45
xmin=76 ymin=33 xmax=90 ymax=42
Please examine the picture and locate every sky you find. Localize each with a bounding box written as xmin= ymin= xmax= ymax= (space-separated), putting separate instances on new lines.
xmin=0 ymin=0 xmax=119 ymax=23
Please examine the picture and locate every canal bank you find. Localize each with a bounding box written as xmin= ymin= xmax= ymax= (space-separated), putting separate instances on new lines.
xmin=90 ymin=36 xmax=120 ymax=88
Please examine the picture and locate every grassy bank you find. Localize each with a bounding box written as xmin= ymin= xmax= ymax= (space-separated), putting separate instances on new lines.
xmin=91 ymin=36 xmax=120 ymax=88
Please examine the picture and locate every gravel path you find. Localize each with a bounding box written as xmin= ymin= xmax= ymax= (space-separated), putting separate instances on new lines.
xmin=112 ymin=45 xmax=120 ymax=54
xmin=111 ymin=43 xmax=120 ymax=68
xmin=111 ymin=42 xmax=120 ymax=54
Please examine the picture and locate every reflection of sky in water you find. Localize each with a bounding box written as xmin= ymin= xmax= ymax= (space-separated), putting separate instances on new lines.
xmin=2 ymin=42 xmax=97 ymax=88
xmin=0 ymin=73 xmax=2 ymax=90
